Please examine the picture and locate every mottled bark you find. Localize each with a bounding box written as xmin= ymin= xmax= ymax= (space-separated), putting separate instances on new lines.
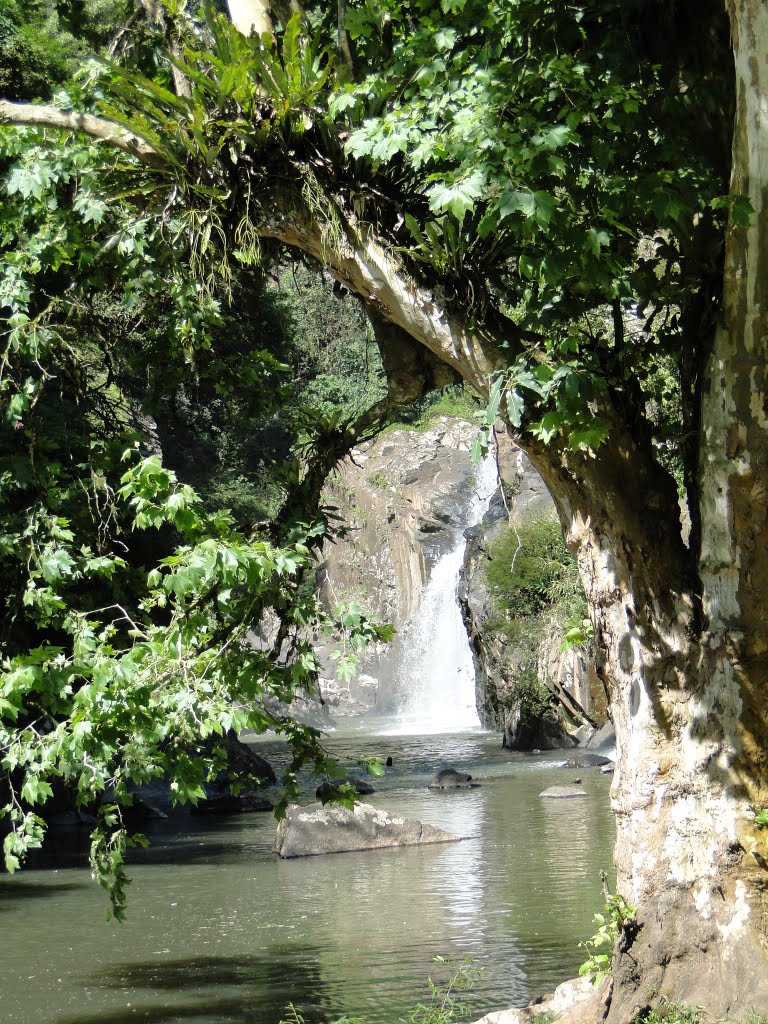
xmin=0 ymin=102 xmax=157 ymax=162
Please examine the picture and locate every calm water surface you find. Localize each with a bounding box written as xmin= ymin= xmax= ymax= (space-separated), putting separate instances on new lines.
xmin=0 ymin=729 xmax=614 ymax=1024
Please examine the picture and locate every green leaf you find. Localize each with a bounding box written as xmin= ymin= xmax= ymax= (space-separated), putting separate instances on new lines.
xmin=360 ymin=757 xmax=385 ymax=777
xmin=427 ymin=169 xmax=486 ymax=221
xmin=434 ymin=28 xmax=457 ymax=51
xmin=586 ymin=228 xmax=611 ymax=256
xmin=506 ymin=388 xmax=524 ymax=428
xmin=532 ymin=191 xmax=556 ymax=227
xmin=40 ymin=548 xmax=76 ymax=584
xmin=731 ymin=195 xmax=753 ymax=229
xmin=499 ymin=189 xmax=536 ymax=221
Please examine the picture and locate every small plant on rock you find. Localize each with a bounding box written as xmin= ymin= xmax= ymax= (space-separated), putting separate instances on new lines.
xmin=367 ymin=470 xmax=390 ymax=491
xmin=404 ymin=957 xmax=484 ymax=1024
xmin=579 ymin=882 xmax=636 ymax=987
xmin=634 ymin=1000 xmax=701 ymax=1024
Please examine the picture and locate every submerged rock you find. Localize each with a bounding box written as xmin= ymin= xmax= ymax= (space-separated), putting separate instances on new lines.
xmin=192 ymin=793 xmax=273 ymax=815
xmin=273 ymin=801 xmax=460 ymax=858
xmin=428 ymin=768 xmax=477 ymax=789
xmin=558 ymin=753 xmax=612 ymax=769
xmin=540 ymin=785 xmax=588 ymax=799
xmin=315 ymin=777 xmax=376 ymax=800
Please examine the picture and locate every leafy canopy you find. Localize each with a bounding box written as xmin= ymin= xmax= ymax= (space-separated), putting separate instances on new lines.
xmin=0 ymin=0 xmax=734 ymax=912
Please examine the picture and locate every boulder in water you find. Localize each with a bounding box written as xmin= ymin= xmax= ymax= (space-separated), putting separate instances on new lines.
xmin=273 ymin=801 xmax=460 ymax=858
xmin=584 ymin=721 xmax=616 ymax=754
xmin=192 ymin=793 xmax=273 ymax=815
xmin=428 ymin=767 xmax=478 ymax=789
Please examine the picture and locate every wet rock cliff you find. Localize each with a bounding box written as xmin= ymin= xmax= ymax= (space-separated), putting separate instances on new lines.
xmin=313 ymin=419 xmax=604 ymax=748
xmin=314 ymin=418 xmax=481 ymax=716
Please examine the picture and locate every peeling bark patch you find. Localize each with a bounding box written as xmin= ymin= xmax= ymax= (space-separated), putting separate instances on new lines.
xmin=749 ymin=368 xmax=768 ymax=428
xmin=717 ymin=880 xmax=751 ymax=951
xmin=694 ymin=883 xmax=713 ymax=919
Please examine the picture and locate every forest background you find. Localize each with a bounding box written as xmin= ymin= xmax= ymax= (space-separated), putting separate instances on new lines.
xmin=2 ymin=1 xmax=768 ymax=1020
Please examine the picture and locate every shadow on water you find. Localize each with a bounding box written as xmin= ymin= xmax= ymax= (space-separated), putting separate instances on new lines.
xmin=56 ymin=951 xmax=335 ymax=1024
xmin=0 ymin=877 xmax=88 ymax=904
xmin=18 ymin=815 xmax=271 ymax=873
xmin=127 ymin=838 xmax=261 ymax=867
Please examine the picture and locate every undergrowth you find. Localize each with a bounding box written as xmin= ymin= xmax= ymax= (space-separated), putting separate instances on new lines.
xmin=278 ymin=957 xmax=481 ymax=1024
xmin=383 ymin=385 xmax=483 ymax=433
xmin=482 ymin=511 xmax=592 ymax=720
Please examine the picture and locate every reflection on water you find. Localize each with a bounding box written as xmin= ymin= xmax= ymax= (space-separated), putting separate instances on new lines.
xmin=0 ymin=731 xmax=615 ymax=1024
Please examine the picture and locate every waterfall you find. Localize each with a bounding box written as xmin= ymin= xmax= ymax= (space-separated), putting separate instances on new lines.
xmin=381 ymin=452 xmax=498 ymax=736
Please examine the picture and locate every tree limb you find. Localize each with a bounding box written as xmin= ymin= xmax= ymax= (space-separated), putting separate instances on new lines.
xmin=259 ymin=213 xmax=516 ymax=394
xmin=136 ymin=0 xmax=192 ymax=99
xmin=271 ymin=0 xmax=306 ymax=26
xmin=337 ymin=0 xmax=356 ymax=80
xmin=0 ymin=102 xmax=158 ymax=162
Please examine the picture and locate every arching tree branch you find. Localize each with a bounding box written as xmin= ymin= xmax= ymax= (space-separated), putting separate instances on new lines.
xmin=259 ymin=214 xmax=517 ymax=394
xmin=0 ymin=102 xmax=158 ymax=162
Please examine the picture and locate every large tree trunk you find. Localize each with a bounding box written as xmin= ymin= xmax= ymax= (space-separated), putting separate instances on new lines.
xmin=530 ymin=419 xmax=768 ymax=1017
xmin=539 ymin=2 xmax=768 ymax=1016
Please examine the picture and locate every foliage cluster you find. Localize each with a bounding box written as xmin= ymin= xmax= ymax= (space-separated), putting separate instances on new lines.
xmin=483 ymin=512 xmax=589 ymax=719
xmin=146 ymin=266 xmax=386 ymax=527
xmin=635 ymin=1004 xmax=702 ymax=1024
xmin=0 ymin=0 xmax=129 ymax=100
xmin=0 ymin=10 xmax=395 ymax=915
xmin=485 ymin=513 xmax=585 ymax=626
xmin=326 ymin=0 xmax=732 ymax=488
xmin=579 ymin=889 xmax=636 ymax=986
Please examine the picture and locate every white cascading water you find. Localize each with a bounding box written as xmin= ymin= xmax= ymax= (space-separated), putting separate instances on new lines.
xmin=385 ymin=452 xmax=499 ymax=735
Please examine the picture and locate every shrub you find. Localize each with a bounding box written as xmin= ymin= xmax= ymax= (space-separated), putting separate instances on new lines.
xmin=485 ymin=512 xmax=586 ymax=625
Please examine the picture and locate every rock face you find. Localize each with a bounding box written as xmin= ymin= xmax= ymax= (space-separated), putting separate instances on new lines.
xmin=471 ymin=977 xmax=611 ymax=1024
xmin=459 ymin=448 xmax=602 ymax=750
xmin=315 ymin=418 xmax=483 ymax=716
xmin=273 ymin=801 xmax=460 ymax=858
xmin=309 ymin=416 xmax=603 ymax=745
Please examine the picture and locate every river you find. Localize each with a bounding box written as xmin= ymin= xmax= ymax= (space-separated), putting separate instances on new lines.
xmin=0 ymin=728 xmax=614 ymax=1024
